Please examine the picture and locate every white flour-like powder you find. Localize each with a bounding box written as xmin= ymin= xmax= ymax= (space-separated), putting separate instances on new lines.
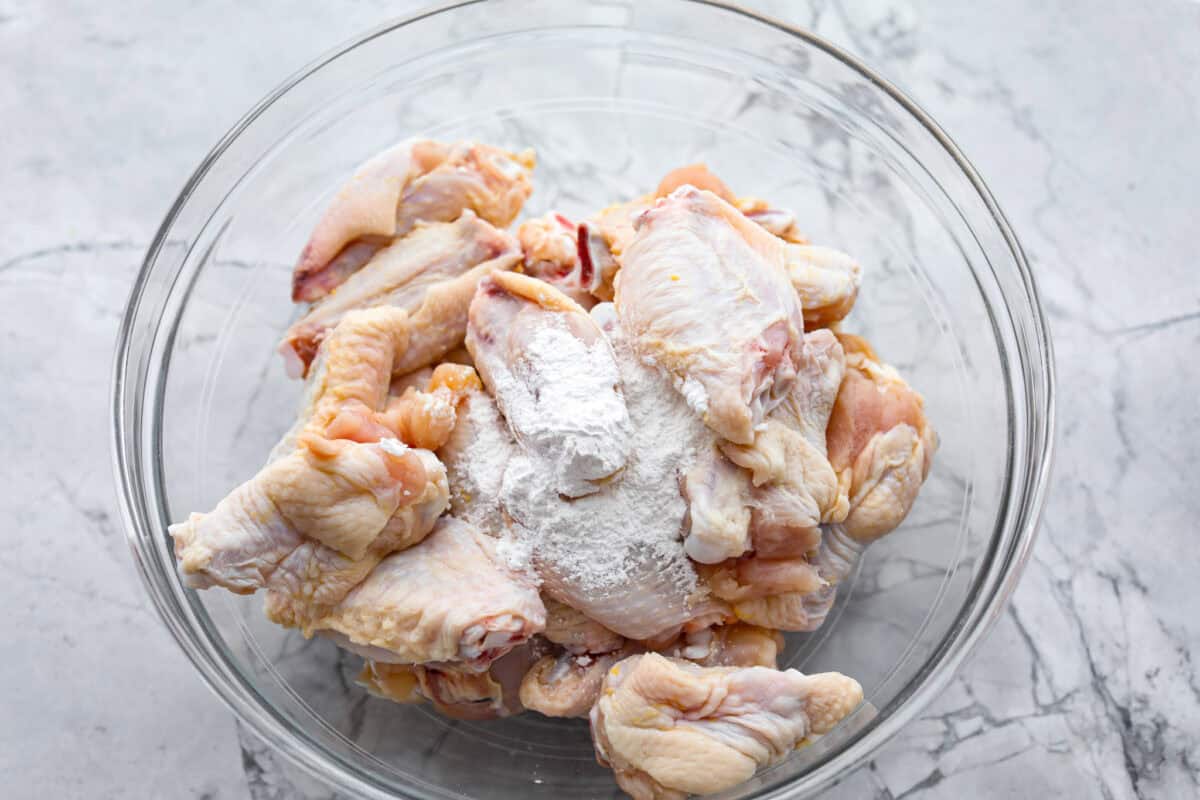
xmin=496 ymin=304 xmax=717 ymax=638
xmin=438 ymin=391 xmax=515 ymax=538
xmin=484 ymin=314 xmax=632 ymax=498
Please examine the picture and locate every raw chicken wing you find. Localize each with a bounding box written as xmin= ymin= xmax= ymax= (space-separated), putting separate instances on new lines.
xmin=261 ymin=446 xmax=449 ymax=631
xmin=309 ymin=517 xmax=546 ymax=670
xmin=616 ymin=186 xmax=804 ymax=444
xmin=735 ymin=196 xmax=808 ymax=244
xmin=375 ymin=363 xmax=481 ymax=452
xmin=494 ymin=311 xmax=716 ymax=641
xmin=436 ymin=386 xmax=516 ymax=537
xmin=697 ymin=547 xmax=836 ymax=631
xmin=282 ymin=212 xmax=521 ymax=376
xmin=174 ymin=306 xmax=453 ymax=628
xmin=590 ymin=653 xmax=863 ymax=800
xmin=170 ymin=434 xmax=423 ymax=585
xmin=293 ymin=139 xmax=533 ymax=302
xmin=826 ymin=334 xmax=936 ymax=543
xmin=654 ymin=164 xmax=860 ymax=328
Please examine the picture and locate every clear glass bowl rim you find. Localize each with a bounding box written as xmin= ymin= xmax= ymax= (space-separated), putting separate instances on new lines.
xmin=111 ymin=1 xmax=1057 ymax=797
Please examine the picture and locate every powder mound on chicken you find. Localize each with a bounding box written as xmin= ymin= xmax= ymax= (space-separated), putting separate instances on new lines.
xmin=169 ymin=143 xmax=936 ymax=800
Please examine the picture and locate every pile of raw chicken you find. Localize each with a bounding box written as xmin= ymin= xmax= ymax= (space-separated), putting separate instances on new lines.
xmin=171 ymin=139 xmax=936 ymax=799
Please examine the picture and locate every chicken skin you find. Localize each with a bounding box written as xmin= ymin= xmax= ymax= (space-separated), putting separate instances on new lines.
xmin=292 ymin=139 xmax=533 ymax=302
xmin=616 ymin=186 xmax=804 ymax=444
xmin=682 ymin=329 xmax=844 ymax=568
xmin=590 ymin=654 xmax=863 ymax=800
xmin=309 ymin=517 xmax=545 ymax=671
xmin=784 ymin=245 xmax=862 ymax=331
xmin=282 ymin=212 xmax=521 ymax=377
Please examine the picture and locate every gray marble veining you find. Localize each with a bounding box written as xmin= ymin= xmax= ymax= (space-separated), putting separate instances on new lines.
xmin=2 ymin=1 xmax=1197 ymax=798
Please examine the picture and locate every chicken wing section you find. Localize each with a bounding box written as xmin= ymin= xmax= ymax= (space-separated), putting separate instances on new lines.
xmin=590 ymin=654 xmax=863 ymax=800
xmin=292 ymin=139 xmax=533 ymax=302
xmin=312 ymin=517 xmax=545 ymax=670
xmin=616 ymin=186 xmax=804 ymax=444
xmin=826 ymin=334 xmax=936 ymax=544
xmin=283 ymin=212 xmax=521 ymax=377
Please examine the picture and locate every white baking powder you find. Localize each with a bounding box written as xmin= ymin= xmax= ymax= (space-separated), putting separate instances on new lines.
xmin=498 ymin=306 xmax=713 ymax=599
xmin=485 ymin=315 xmax=632 ymax=498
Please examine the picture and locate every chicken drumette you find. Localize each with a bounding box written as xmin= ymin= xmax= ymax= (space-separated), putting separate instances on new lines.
xmin=171 ymin=308 xmax=452 ymax=629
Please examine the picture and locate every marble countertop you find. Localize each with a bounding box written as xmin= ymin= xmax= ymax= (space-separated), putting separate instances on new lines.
xmin=3 ymin=1 xmax=1197 ymax=797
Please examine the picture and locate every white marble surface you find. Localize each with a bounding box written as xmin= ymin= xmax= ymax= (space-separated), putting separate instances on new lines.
xmin=2 ymin=1 xmax=1198 ymax=798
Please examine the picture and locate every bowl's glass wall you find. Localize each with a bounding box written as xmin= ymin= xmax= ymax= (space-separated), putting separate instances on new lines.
xmin=120 ymin=2 xmax=1048 ymax=799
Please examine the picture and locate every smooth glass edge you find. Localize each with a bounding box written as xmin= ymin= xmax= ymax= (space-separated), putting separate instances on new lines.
xmin=110 ymin=1 xmax=1058 ymax=797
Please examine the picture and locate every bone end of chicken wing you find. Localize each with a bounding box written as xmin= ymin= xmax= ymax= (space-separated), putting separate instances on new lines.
xmin=516 ymin=211 xmax=611 ymax=309
xmin=798 ymin=671 xmax=865 ymax=734
xmin=358 ymin=661 xmax=424 ymax=704
xmin=359 ymin=656 xmax=529 ymax=720
xmin=590 ymin=653 xmax=863 ymax=800
xmin=664 ymin=623 xmax=784 ymax=669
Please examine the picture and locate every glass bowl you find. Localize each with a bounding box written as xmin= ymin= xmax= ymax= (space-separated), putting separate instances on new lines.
xmin=113 ymin=1 xmax=1054 ymax=798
